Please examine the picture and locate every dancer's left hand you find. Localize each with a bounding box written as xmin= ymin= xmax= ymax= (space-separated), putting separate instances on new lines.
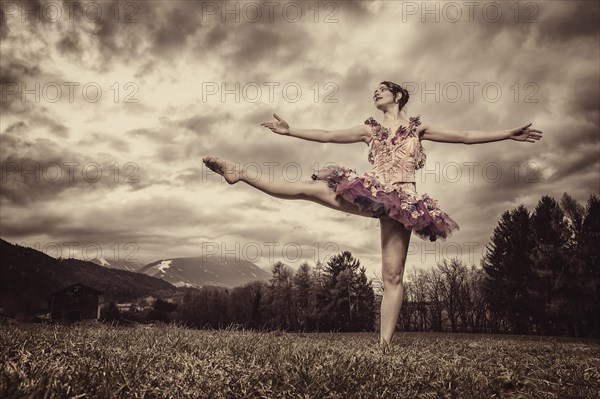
xmin=509 ymin=123 xmax=543 ymax=143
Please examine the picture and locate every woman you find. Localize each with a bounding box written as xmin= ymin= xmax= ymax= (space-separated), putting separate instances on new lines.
xmin=202 ymin=81 xmax=542 ymax=348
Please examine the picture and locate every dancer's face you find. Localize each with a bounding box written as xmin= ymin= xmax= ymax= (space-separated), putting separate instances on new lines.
xmin=373 ymin=84 xmax=398 ymax=110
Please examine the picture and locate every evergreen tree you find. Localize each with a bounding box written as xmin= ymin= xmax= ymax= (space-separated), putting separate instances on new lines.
xmin=292 ymin=262 xmax=312 ymax=331
xmin=580 ymin=194 xmax=600 ymax=337
xmin=148 ymin=298 xmax=177 ymax=323
xmin=481 ymin=205 xmax=535 ymax=334
xmin=267 ymin=261 xmax=295 ymax=330
xmin=227 ymin=281 xmax=265 ymax=329
xmin=352 ymin=264 xmax=375 ymax=331
xmin=529 ymin=196 xmax=570 ymax=335
xmin=330 ymin=268 xmax=354 ymax=330
xmin=309 ymin=260 xmax=328 ymax=331
xmin=559 ymin=193 xmax=588 ymax=337
xmin=322 ymin=251 xmax=375 ymax=331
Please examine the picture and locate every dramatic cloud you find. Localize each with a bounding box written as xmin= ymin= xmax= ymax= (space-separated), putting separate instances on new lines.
xmin=1 ymin=0 xmax=598 ymax=276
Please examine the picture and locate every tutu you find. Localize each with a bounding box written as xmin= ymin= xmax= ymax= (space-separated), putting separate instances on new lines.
xmin=311 ymin=165 xmax=459 ymax=241
xmin=310 ymin=115 xmax=460 ymax=242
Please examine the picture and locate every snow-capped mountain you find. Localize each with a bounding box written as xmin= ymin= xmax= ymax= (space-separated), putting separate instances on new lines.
xmin=0 ymin=238 xmax=175 ymax=311
xmin=89 ymin=257 xmax=143 ymax=272
xmin=138 ymin=257 xmax=271 ymax=288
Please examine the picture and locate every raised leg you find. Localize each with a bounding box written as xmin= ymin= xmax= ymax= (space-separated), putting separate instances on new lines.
xmin=379 ymin=215 xmax=411 ymax=348
xmin=202 ymin=156 xmax=376 ymax=218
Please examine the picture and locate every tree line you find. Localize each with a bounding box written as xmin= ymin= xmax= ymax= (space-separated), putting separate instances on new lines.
xmin=170 ymin=193 xmax=598 ymax=338
xmin=481 ymin=193 xmax=598 ymax=337
xmin=396 ymin=193 xmax=599 ymax=338
xmin=174 ymin=251 xmax=375 ymax=332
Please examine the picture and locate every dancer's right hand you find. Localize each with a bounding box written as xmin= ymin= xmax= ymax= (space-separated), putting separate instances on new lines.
xmin=261 ymin=113 xmax=290 ymax=135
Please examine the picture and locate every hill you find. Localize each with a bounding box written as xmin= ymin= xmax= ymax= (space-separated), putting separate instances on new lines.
xmin=89 ymin=257 xmax=143 ymax=272
xmin=138 ymin=256 xmax=271 ymax=288
xmin=0 ymin=238 xmax=175 ymax=317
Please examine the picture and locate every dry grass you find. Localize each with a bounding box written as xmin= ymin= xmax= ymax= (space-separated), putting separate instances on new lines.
xmin=1 ymin=322 xmax=598 ymax=398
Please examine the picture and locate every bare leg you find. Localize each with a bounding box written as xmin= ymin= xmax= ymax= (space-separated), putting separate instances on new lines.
xmin=202 ymin=156 xmax=376 ymax=218
xmin=379 ymin=215 xmax=411 ymax=348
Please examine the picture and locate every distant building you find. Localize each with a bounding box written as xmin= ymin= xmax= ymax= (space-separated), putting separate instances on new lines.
xmin=116 ymin=302 xmax=135 ymax=312
xmin=116 ymin=303 xmax=149 ymax=312
xmin=47 ymin=283 xmax=103 ymax=321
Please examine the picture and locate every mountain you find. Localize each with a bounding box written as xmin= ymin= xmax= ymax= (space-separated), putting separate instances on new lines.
xmin=89 ymin=257 xmax=143 ymax=272
xmin=138 ymin=257 xmax=271 ymax=288
xmin=0 ymin=238 xmax=176 ymax=317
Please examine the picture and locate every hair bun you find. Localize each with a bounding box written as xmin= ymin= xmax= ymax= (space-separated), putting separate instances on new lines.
xmin=380 ymin=81 xmax=410 ymax=112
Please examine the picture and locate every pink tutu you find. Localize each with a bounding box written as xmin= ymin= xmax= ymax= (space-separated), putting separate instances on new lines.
xmin=311 ymin=164 xmax=459 ymax=242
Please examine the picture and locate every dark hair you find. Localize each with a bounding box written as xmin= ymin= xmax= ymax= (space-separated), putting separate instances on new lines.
xmin=380 ymin=81 xmax=409 ymax=112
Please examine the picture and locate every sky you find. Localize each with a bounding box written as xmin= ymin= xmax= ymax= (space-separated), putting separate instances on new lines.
xmin=1 ymin=0 xmax=599 ymax=279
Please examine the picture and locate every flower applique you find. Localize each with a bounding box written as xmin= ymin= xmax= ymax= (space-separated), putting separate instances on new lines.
xmin=390 ymin=126 xmax=408 ymax=146
xmin=365 ymin=116 xmax=425 ymax=167
xmin=410 ymin=116 xmax=427 ymax=170
xmin=409 ymin=115 xmax=421 ymax=128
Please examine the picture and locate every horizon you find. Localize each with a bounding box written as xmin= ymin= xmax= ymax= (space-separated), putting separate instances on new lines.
xmin=1 ymin=0 xmax=598 ymax=278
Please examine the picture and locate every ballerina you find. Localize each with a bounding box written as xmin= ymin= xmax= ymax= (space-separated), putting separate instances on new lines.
xmin=203 ymin=80 xmax=542 ymax=348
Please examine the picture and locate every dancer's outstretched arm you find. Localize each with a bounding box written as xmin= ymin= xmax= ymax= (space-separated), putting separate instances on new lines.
xmin=418 ymin=121 xmax=543 ymax=145
xmin=261 ymin=113 xmax=371 ymax=144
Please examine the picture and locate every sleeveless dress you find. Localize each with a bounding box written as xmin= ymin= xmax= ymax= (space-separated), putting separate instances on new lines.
xmin=311 ymin=115 xmax=460 ymax=242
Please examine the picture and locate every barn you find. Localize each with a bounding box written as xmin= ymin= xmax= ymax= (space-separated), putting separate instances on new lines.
xmin=47 ymin=283 xmax=103 ymax=322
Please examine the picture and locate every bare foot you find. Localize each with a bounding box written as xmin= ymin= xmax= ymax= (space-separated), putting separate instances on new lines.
xmin=202 ymin=156 xmax=241 ymax=184
xmin=379 ymin=340 xmax=394 ymax=355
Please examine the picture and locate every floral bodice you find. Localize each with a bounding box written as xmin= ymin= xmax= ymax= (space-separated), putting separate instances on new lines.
xmin=363 ymin=115 xmax=427 ymax=184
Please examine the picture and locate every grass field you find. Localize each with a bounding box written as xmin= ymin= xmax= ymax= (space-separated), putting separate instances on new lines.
xmin=1 ymin=322 xmax=598 ymax=399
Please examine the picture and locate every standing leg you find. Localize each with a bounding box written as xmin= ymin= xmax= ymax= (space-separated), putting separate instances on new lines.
xmin=379 ymin=215 xmax=412 ymax=347
xmin=202 ymin=156 xmax=375 ymax=217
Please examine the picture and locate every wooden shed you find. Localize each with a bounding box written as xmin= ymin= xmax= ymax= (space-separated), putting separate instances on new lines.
xmin=47 ymin=283 xmax=103 ymax=321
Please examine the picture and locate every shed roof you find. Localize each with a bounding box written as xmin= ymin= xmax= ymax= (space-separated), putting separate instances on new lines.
xmin=47 ymin=283 xmax=103 ymax=298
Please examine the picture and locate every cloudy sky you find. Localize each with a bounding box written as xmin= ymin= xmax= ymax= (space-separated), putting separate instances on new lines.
xmin=1 ymin=0 xmax=598 ymax=278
